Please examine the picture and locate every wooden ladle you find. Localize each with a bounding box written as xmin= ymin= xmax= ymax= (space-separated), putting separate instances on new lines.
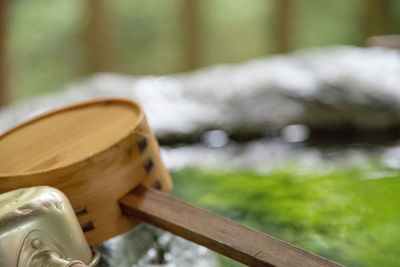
xmin=0 ymin=99 xmax=340 ymax=267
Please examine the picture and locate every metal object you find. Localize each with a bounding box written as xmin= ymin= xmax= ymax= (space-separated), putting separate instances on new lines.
xmin=0 ymin=186 xmax=99 ymax=267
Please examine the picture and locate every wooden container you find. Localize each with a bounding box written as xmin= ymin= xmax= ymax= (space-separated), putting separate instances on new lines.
xmin=0 ymin=98 xmax=172 ymax=245
xmin=0 ymin=99 xmax=342 ymax=267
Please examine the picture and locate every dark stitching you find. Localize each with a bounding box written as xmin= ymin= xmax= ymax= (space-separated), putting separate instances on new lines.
xmin=81 ymin=221 xmax=95 ymax=232
xmin=74 ymin=206 xmax=88 ymax=216
xmin=138 ymin=138 xmax=148 ymax=152
xmin=144 ymin=159 xmax=154 ymax=173
xmin=152 ymin=180 xmax=162 ymax=190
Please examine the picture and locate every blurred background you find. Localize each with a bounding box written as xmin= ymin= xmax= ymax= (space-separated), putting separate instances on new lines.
xmin=0 ymin=0 xmax=399 ymax=103
xmin=1 ymin=0 xmax=400 ymax=267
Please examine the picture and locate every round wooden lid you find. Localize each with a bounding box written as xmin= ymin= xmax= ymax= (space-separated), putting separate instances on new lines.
xmin=0 ymin=100 xmax=141 ymax=175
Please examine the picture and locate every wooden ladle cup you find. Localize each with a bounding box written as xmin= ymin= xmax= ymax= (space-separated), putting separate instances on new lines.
xmin=0 ymin=98 xmax=340 ymax=267
xmin=0 ymin=99 xmax=172 ymax=245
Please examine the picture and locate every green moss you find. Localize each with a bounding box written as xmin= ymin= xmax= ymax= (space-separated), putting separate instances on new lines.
xmin=171 ymin=163 xmax=400 ymax=267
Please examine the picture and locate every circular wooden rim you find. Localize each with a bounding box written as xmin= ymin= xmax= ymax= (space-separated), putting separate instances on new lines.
xmin=0 ymin=98 xmax=145 ymax=177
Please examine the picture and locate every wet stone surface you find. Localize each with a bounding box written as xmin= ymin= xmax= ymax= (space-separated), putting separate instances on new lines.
xmin=95 ymin=225 xmax=218 ymax=267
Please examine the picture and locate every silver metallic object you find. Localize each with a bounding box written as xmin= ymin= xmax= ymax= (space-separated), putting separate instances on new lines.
xmin=0 ymin=186 xmax=99 ymax=267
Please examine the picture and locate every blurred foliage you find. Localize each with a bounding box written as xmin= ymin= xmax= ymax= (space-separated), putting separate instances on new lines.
xmin=7 ymin=0 xmax=400 ymax=101
xmin=172 ymin=162 xmax=400 ymax=266
xmin=9 ymin=0 xmax=84 ymax=100
xmin=295 ymin=0 xmax=365 ymax=47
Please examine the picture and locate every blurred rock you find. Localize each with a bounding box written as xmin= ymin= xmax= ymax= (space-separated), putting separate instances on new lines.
xmin=1 ymin=46 xmax=400 ymax=142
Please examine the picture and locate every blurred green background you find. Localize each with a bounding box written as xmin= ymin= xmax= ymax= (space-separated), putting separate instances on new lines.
xmin=3 ymin=0 xmax=400 ymax=102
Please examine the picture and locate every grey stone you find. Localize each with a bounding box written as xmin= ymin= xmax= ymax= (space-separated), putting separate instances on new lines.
xmin=1 ymin=46 xmax=399 ymax=139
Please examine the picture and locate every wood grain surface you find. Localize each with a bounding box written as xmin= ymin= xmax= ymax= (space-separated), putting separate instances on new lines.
xmin=120 ymin=186 xmax=342 ymax=267
xmin=0 ymin=103 xmax=139 ymax=173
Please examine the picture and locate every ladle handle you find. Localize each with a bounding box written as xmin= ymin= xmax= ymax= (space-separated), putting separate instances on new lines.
xmin=119 ymin=186 xmax=341 ymax=267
